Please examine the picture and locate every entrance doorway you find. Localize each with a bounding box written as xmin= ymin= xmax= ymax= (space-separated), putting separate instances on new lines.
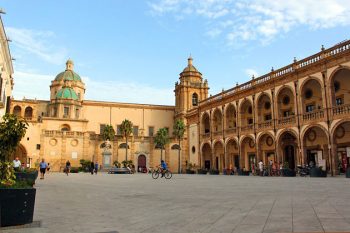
xmin=138 ymin=154 xmax=147 ymax=173
xmin=215 ymin=157 xmax=219 ymax=170
xmin=248 ymin=154 xmax=256 ymax=171
xmin=234 ymin=155 xmax=240 ymax=169
xmin=284 ymin=145 xmax=295 ymax=170
xmin=205 ymin=160 xmax=210 ymax=170
xmin=102 ymin=152 xmax=112 ymax=168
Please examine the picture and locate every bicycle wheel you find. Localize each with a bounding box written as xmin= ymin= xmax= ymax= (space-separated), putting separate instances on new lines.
xmin=152 ymin=171 xmax=159 ymax=179
xmin=165 ymin=171 xmax=172 ymax=179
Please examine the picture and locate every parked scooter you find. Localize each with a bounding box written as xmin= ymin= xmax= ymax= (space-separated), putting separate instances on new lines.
xmin=297 ymin=165 xmax=310 ymax=177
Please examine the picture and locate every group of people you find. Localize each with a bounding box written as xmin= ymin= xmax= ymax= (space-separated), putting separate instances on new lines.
xmin=252 ymin=160 xmax=282 ymax=176
xmin=13 ymin=157 xmax=51 ymax=179
xmin=89 ymin=161 xmax=99 ymax=175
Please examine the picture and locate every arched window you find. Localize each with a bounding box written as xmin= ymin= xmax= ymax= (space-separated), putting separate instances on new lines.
xmin=24 ymin=107 xmax=33 ymax=119
xmin=192 ymin=93 xmax=198 ymax=106
xmin=61 ymin=124 xmax=71 ymax=132
xmin=13 ymin=106 xmax=21 ymax=117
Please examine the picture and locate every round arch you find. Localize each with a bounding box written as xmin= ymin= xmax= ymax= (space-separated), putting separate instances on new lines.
xmin=238 ymin=98 xmax=253 ymax=113
xmin=300 ymin=124 xmax=329 ymax=141
xmin=275 ymin=85 xmax=295 ymax=101
xmin=276 ymin=128 xmax=299 ymax=144
xmin=299 ymin=76 xmax=324 ymax=95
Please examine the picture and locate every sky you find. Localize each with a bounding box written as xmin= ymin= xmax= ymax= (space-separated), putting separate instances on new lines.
xmin=1 ymin=0 xmax=350 ymax=105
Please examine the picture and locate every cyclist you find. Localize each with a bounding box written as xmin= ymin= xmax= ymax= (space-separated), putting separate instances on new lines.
xmin=160 ymin=160 xmax=167 ymax=178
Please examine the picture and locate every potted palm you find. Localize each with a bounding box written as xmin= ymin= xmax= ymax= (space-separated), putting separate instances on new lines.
xmin=0 ymin=114 xmax=36 ymax=227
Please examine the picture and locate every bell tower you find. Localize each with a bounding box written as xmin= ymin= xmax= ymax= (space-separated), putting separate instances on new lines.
xmin=174 ymin=56 xmax=209 ymax=119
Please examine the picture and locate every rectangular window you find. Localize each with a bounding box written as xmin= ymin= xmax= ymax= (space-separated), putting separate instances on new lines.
xmin=116 ymin=125 xmax=122 ymax=135
xmin=247 ymin=118 xmax=253 ymax=125
xmin=283 ymin=111 xmax=290 ymax=117
xmin=336 ymin=97 xmax=343 ymax=106
xmin=264 ymin=114 xmax=272 ymax=121
xmin=148 ymin=126 xmax=154 ymax=136
xmin=306 ymin=104 xmax=315 ymax=113
xmin=75 ymin=108 xmax=79 ymax=119
xmin=53 ymin=107 xmax=58 ymax=117
xmin=100 ymin=124 xmax=106 ymax=135
xmin=63 ymin=106 xmax=69 ymax=117
xmin=133 ymin=126 xmax=139 ymax=136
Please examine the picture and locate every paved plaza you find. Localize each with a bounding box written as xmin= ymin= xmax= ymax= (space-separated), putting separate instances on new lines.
xmin=2 ymin=173 xmax=350 ymax=233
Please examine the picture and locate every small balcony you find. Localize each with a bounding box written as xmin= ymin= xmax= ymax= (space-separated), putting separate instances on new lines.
xmin=278 ymin=116 xmax=296 ymax=127
xmin=332 ymin=104 xmax=350 ymax=119
xmin=240 ymin=124 xmax=254 ymax=134
xmin=201 ymin=132 xmax=210 ymax=141
xmin=257 ymin=120 xmax=273 ymax=130
xmin=302 ymin=109 xmax=325 ymax=123
xmin=225 ymin=127 xmax=237 ymax=135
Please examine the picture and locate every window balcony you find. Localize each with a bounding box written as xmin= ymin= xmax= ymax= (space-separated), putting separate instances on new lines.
xmin=332 ymin=104 xmax=350 ymax=118
xmin=201 ymin=132 xmax=210 ymax=141
xmin=302 ymin=109 xmax=324 ymax=122
xmin=225 ymin=127 xmax=237 ymax=135
xmin=277 ymin=115 xmax=296 ymax=127
xmin=240 ymin=124 xmax=254 ymax=133
xmin=257 ymin=120 xmax=273 ymax=130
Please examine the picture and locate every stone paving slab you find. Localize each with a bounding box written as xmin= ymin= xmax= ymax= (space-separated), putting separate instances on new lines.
xmin=1 ymin=173 xmax=350 ymax=233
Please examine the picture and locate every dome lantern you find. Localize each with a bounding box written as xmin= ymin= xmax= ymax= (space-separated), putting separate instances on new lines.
xmin=66 ymin=59 xmax=74 ymax=71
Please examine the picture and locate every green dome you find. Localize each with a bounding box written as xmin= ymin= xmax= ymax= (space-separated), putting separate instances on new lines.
xmin=56 ymin=87 xmax=78 ymax=100
xmin=55 ymin=70 xmax=82 ymax=82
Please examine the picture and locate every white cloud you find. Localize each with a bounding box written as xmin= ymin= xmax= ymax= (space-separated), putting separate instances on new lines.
xmin=149 ymin=0 xmax=350 ymax=45
xmin=6 ymin=27 xmax=67 ymax=65
xmin=12 ymin=70 xmax=174 ymax=106
xmin=245 ymin=69 xmax=258 ymax=78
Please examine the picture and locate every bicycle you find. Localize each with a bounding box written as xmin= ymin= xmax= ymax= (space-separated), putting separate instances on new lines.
xmin=152 ymin=166 xmax=172 ymax=179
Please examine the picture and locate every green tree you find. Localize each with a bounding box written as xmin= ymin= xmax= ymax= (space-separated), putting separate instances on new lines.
xmin=102 ymin=125 xmax=115 ymax=141
xmin=0 ymin=114 xmax=28 ymax=186
xmin=173 ymin=119 xmax=185 ymax=174
xmin=120 ymin=119 xmax=133 ymax=161
xmin=154 ymin=128 xmax=170 ymax=163
xmin=0 ymin=114 xmax=28 ymax=162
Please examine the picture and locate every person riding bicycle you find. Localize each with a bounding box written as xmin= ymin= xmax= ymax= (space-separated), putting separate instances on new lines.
xmin=160 ymin=160 xmax=167 ymax=178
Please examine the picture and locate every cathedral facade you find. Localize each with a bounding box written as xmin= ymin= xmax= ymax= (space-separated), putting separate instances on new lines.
xmin=11 ymin=40 xmax=350 ymax=175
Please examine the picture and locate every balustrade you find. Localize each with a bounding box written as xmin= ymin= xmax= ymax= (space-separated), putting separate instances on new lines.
xmin=302 ymin=109 xmax=324 ymax=122
xmin=332 ymin=104 xmax=350 ymax=116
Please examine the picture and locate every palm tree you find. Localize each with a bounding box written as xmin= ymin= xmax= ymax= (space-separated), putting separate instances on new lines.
xmin=102 ymin=125 xmax=115 ymax=141
xmin=173 ymin=119 xmax=185 ymax=174
xmin=154 ymin=128 xmax=170 ymax=163
xmin=120 ymin=119 xmax=133 ymax=161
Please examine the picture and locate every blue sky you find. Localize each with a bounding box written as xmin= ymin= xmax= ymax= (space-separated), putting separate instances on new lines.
xmin=2 ymin=0 xmax=350 ymax=105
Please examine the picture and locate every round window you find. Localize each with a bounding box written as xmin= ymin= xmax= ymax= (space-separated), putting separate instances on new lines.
xmin=282 ymin=96 xmax=290 ymax=105
xmin=305 ymin=89 xmax=313 ymax=99
xmin=192 ymin=146 xmax=196 ymax=154
xmin=334 ymin=81 xmax=340 ymax=92
xmin=264 ymin=102 xmax=271 ymax=110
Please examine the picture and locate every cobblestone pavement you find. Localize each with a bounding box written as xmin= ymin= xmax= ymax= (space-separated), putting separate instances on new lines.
xmin=2 ymin=173 xmax=350 ymax=233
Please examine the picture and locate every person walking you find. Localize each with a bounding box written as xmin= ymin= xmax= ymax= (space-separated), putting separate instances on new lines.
xmin=39 ymin=158 xmax=48 ymax=179
xmin=258 ymin=160 xmax=263 ymax=176
xmin=65 ymin=160 xmax=71 ymax=176
xmin=47 ymin=163 xmax=51 ymax=173
xmin=94 ymin=161 xmax=99 ymax=175
xmin=13 ymin=157 xmax=21 ymax=172
xmin=90 ymin=161 xmax=95 ymax=175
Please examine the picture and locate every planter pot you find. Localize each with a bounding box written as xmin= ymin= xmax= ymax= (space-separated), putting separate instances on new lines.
xmin=281 ymin=168 xmax=296 ymax=177
xmin=186 ymin=169 xmax=195 ymax=174
xmin=197 ymin=169 xmax=207 ymax=175
xmin=346 ymin=167 xmax=350 ymax=178
xmin=209 ymin=170 xmax=220 ymax=175
xmin=0 ymin=188 xmax=36 ymax=227
xmin=310 ymin=168 xmax=327 ymax=177
xmin=15 ymin=170 xmax=38 ymax=184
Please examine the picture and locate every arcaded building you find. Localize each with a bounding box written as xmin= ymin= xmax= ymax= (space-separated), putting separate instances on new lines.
xmin=11 ymin=40 xmax=350 ymax=175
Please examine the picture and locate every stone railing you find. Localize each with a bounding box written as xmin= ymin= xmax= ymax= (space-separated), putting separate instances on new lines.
xmin=213 ymin=130 xmax=222 ymax=137
xmin=332 ymin=104 xmax=350 ymax=116
xmin=302 ymin=109 xmax=324 ymax=122
xmin=278 ymin=116 xmax=296 ymax=126
xmin=199 ymin=39 xmax=350 ymax=106
xmin=201 ymin=133 xmax=210 ymax=141
xmin=240 ymin=125 xmax=254 ymax=133
xmin=225 ymin=127 xmax=237 ymax=135
xmin=257 ymin=120 xmax=273 ymax=130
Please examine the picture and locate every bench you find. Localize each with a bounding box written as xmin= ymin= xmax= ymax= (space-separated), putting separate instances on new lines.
xmin=108 ymin=167 xmax=132 ymax=174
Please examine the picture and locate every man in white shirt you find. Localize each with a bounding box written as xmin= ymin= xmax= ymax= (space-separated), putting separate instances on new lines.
xmin=13 ymin=157 xmax=21 ymax=171
xmin=258 ymin=160 xmax=263 ymax=176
